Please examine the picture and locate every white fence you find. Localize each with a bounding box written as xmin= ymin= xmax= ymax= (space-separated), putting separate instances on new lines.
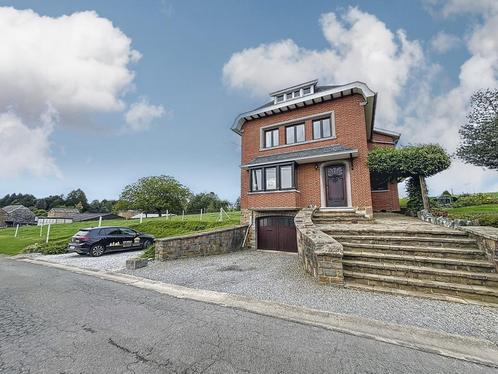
xmin=37 ymin=218 xmax=73 ymax=226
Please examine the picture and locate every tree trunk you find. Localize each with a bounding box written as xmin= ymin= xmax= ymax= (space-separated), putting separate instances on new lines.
xmin=418 ymin=175 xmax=430 ymax=211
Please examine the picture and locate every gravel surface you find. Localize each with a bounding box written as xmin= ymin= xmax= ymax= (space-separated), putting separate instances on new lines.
xmin=29 ymin=249 xmax=143 ymax=272
xmin=121 ymin=250 xmax=498 ymax=344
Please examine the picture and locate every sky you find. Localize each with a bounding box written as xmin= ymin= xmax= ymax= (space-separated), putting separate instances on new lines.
xmin=0 ymin=0 xmax=497 ymax=202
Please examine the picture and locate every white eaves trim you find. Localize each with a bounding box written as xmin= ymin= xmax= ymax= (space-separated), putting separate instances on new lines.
xmin=231 ymin=81 xmax=376 ymax=136
xmin=241 ymin=149 xmax=359 ymax=168
xmin=373 ymin=127 xmax=401 ymax=139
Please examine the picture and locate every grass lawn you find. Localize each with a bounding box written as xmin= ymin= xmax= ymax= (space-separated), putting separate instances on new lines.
xmin=0 ymin=211 xmax=241 ymax=256
xmin=444 ymin=204 xmax=498 ymax=215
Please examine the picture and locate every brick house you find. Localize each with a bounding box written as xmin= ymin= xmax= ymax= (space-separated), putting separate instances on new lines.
xmin=232 ymin=80 xmax=400 ymax=251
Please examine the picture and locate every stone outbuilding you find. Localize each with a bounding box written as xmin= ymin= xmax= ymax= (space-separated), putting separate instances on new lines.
xmin=2 ymin=205 xmax=36 ymax=226
xmin=48 ymin=207 xmax=80 ymax=218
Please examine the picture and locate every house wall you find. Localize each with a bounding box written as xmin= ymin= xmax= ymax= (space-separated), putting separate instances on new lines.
xmin=368 ymin=132 xmax=401 ymax=212
xmin=240 ymin=94 xmax=373 ymax=214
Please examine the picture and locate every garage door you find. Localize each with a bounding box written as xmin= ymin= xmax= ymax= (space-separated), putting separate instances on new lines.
xmin=257 ymin=216 xmax=297 ymax=252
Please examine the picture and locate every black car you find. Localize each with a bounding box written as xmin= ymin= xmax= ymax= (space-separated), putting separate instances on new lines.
xmin=68 ymin=226 xmax=155 ymax=257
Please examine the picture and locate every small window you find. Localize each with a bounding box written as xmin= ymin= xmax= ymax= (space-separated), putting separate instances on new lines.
xmin=251 ymin=169 xmax=263 ymax=191
xmin=286 ymin=92 xmax=293 ymax=100
xmin=276 ymin=95 xmax=284 ymax=103
xmin=285 ymin=123 xmax=305 ymax=144
xmin=370 ymin=173 xmax=389 ymax=191
xmin=312 ymin=117 xmax=333 ymax=139
xmin=303 ymin=87 xmax=311 ymax=95
xmin=265 ymin=168 xmax=277 ymax=190
xmin=264 ymin=128 xmax=279 ymax=148
xmin=280 ymin=165 xmax=293 ymax=189
xmin=294 ymin=90 xmax=301 ymax=98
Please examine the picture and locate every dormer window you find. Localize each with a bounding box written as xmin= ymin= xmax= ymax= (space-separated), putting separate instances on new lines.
xmin=271 ymin=79 xmax=317 ymax=104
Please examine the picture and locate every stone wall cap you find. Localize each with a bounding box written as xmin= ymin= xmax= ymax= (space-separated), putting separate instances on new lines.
xmin=156 ymin=224 xmax=249 ymax=242
xmin=460 ymin=226 xmax=498 ymax=241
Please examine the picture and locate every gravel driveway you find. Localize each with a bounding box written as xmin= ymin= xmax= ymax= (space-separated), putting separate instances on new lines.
xmin=121 ymin=250 xmax=498 ymax=344
xmin=29 ymin=249 xmax=143 ymax=272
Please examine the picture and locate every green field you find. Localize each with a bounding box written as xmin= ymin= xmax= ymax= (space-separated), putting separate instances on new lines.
xmin=0 ymin=211 xmax=241 ymax=256
xmin=444 ymin=204 xmax=498 ymax=215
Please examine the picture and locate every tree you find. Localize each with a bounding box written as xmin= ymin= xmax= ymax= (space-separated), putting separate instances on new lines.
xmin=233 ymin=197 xmax=241 ymax=211
xmin=456 ymin=89 xmax=498 ymax=169
xmin=88 ymin=200 xmax=102 ymax=213
xmin=120 ymin=175 xmax=191 ymax=215
xmin=368 ymin=144 xmax=451 ymax=212
xmin=66 ymin=189 xmax=89 ymax=211
xmin=187 ymin=192 xmax=230 ymax=214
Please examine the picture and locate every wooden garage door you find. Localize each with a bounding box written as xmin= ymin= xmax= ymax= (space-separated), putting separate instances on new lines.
xmin=257 ymin=216 xmax=297 ymax=252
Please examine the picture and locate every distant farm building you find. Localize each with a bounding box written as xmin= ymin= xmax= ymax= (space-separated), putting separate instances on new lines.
xmin=1 ymin=205 xmax=36 ymax=226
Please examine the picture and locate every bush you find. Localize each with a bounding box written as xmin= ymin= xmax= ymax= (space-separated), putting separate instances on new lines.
xmin=406 ymin=177 xmax=423 ymax=213
xmin=141 ymin=244 xmax=155 ymax=259
xmin=451 ymin=193 xmax=498 ymax=208
xmin=23 ymin=239 xmax=68 ymax=255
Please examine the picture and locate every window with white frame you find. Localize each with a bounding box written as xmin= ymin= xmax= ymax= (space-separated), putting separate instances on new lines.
xmin=264 ymin=128 xmax=279 ymax=148
xmin=285 ymin=123 xmax=305 ymax=144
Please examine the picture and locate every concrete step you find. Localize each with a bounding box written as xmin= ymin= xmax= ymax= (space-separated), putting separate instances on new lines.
xmin=344 ymin=271 xmax=498 ymax=304
xmin=342 ymin=260 xmax=498 ymax=288
xmin=332 ymin=235 xmax=478 ymax=249
xmin=341 ymin=242 xmax=485 ymax=260
xmin=319 ymin=227 xmax=468 ymax=239
xmin=343 ymin=251 xmax=496 ymax=273
xmin=313 ymin=219 xmax=372 ymax=224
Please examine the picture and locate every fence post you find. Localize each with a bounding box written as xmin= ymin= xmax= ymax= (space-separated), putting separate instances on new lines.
xmin=98 ymin=216 xmax=102 ymax=227
xmin=46 ymin=224 xmax=51 ymax=244
xmin=140 ymin=213 xmax=143 ymax=224
xmin=40 ymin=223 xmax=43 ymax=237
xmin=14 ymin=224 xmax=19 ymax=238
xmin=200 ymin=209 xmax=203 ymax=221
xmin=182 ymin=210 xmax=185 ymax=221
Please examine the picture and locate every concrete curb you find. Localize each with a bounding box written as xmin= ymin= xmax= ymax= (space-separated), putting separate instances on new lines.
xmin=18 ymin=257 xmax=498 ymax=368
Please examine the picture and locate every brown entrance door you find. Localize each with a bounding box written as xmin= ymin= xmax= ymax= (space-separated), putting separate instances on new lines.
xmin=257 ymin=216 xmax=297 ymax=252
xmin=325 ymin=165 xmax=347 ymax=207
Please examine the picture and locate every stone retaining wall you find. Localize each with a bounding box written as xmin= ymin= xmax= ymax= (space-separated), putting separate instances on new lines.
xmin=155 ymin=225 xmax=248 ymax=261
xmin=460 ymin=226 xmax=498 ymax=271
xmin=418 ymin=209 xmax=475 ymax=228
xmin=294 ymin=208 xmax=344 ymax=284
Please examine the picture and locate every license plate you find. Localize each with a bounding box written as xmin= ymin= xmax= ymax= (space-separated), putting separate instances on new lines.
xmin=70 ymin=246 xmax=75 ymax=249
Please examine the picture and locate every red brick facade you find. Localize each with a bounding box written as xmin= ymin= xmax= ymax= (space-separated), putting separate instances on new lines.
xmin=238 ymin=90 xmax=400 ymax=218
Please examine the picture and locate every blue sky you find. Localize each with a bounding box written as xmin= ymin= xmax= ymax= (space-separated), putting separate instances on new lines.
xmin=0 ymin=0 xmax=497 ymax=202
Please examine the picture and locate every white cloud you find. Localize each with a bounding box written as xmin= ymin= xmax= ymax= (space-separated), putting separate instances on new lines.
xmin=125 ymin=99 xmax=165 ymax=132
xmin=223 ymin=7 xmax=422 ymax=127
xmin=0 ymin=111 xmax=60 ymax=177
xmin=0 ymin=7 xmax=140 ymax=119
xmin=0 ymin=7 xmax=144 ymax=177
xmin=430 ymin=31 xmax=460 ymax=53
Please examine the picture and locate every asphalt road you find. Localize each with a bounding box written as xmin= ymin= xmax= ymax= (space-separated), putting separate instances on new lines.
xmin=0 ymin=258 xmax=496 ymax=374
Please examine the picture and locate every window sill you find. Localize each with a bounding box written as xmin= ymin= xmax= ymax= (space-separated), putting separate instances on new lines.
xmin=259 ymin=136 xmax=337 ymax=152
xmin=372 ymin=190 xmax=390 ymax=193
xmin=248 ymin=189 xmax=300 ymax=195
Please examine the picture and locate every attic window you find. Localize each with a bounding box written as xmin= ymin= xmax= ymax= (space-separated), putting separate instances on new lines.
xmin=276 ymin=95 xmax=284 ymax=103
xmin=303 ymin=87 xmax=311 ymax=95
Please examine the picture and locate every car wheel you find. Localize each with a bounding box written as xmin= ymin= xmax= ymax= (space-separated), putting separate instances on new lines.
xmin=90 ymin=244 xmax=105 ymax=257
xmin=142 ymin=240 xmax=152 ymax=249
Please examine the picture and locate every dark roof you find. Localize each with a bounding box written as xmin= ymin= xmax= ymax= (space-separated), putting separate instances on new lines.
xmin=244 ymin=144 xmax=355 ymax=167
xmin=2 ymin=205 xmax=26 ymax=213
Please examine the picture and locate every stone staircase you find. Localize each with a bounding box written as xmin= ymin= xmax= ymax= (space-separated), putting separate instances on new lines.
xmin=312 ymin=209 xmax=371 ymax=224
xmin=316 ymin=221 xmax=498 ymax=305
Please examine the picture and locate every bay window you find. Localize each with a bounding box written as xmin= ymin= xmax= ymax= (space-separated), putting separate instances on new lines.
xmin=249 ymin=163 xmax=296 ymax=192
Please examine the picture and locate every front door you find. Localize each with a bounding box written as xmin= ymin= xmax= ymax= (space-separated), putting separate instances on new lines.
xmin=257 ymin=216 xmax=297 ymax=252
xmin=325 ymin=165 xmax=347 ymax=207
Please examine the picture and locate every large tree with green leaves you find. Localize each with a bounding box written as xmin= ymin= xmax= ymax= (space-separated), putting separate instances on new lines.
xmin=119 ymin=175 xmax=191 ymax=215
xmin=186 ymin=192 xmax=230 ymax=214
xmin=65 ymin=189 xmax=89 ymax=211
xmin=456 ymin=89 xmax=498 ymax=170
xmin=368 ymin=144 xmax=451 ymax=212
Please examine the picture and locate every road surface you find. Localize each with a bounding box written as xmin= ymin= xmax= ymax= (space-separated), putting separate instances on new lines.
xmin=0 ymin=258 xmax=495 ymax=374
